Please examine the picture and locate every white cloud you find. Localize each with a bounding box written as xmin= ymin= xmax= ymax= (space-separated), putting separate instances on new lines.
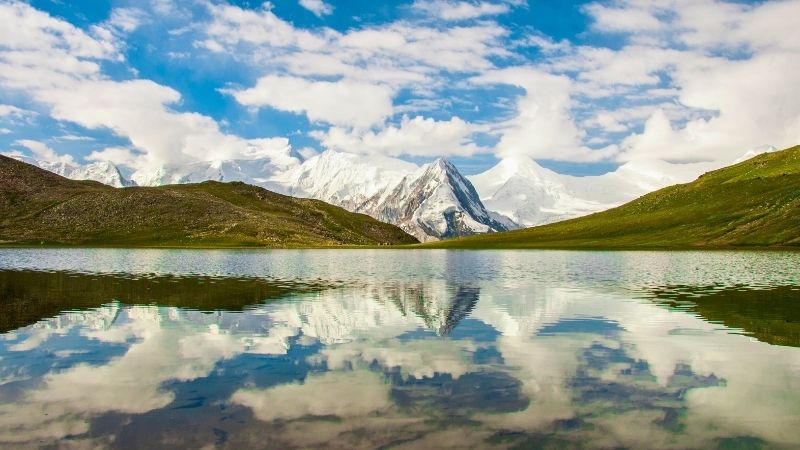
xmin=203 ymin=3 xmax=328 ymax=51
xmin=14 ymin=139 xmax=74 ymax=163
xmin=315 ymin=115 xmax=482 ymax=157
xmin=4 ymin=0 xmax=799 ymax=169
xmin=473 ymin=68 xmax=613 ymax=161
xmin=0 ymin=104 xmax=34 ymax=118
xmin=584 ymin=4 xmax=664 ymax=33
xmin=231 ymin=370 xmax=391 ymax=422
xmin=0 ymin=2 xmax=117 ymax=60
xmin=86 ymin=146 xmax=143 ymax=167
xmin=492 ymin=0 xmax=800 ymax=167
xmin=618 ymin=51 xmax=800 ymax=163
xmin=0 ymin=2 xmax=297 ymax=170
xmin=203 ymin=5 xmax=509 ymax=76
xmin=105 ymin=7 xmax=147 ymax=33
xmin=203 ymin=2 xmax=509 ymax=130
xmin=56 ymin=134 xmax=94 ymax=141
xmin=568 ymin=0 xmax=800 ymax=164
xmin=227 ymin=75 xmax=395 ymax=128
xmin=412 ymin=0 xmax=511 ymax=21
xmin=299 ymin=0 xmax=333 ymax=18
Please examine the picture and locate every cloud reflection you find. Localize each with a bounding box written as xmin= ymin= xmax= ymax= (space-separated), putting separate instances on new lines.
xmin=0 ymin=265 xmax=798 ymax=448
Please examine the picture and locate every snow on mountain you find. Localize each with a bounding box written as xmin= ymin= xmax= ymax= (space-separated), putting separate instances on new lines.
xmin=470 ymin=155 xmax=720 ymax=227
xmin=130 ymin=154 xmax=301 ymax=190
xmin=272 ymin=150 xmax=417 ymax=210
xmin=271 ymin=151 xmax=510 ymax=241
xmin=469 ymin=155 xmax=614 ymax=226
xmin=12 ymin=156 xmax=134 ymax=187
xmin=16 ymin=144 xmax=753 ymax=240
xmin=129 ymin=158 xmax=295 ymax=190
xmin=360 ymin=158 xmax=510 ymax=242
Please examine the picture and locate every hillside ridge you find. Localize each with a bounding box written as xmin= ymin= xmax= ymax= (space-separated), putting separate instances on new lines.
xmin=0 ymin=155 xmax=418 ymax=247
xmin=421 ymin=145 xmax=800 ymax=249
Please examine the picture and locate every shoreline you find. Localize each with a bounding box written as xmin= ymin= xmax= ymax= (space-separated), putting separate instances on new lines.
xmin=0 ymin=243 xmax=798 ymax=252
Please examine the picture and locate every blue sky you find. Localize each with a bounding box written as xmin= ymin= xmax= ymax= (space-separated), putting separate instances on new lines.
xmin=1 ymin=0 xmax=797 ymax=176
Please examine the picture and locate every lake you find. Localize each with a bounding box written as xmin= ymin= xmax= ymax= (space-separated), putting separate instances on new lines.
xmin=0 ymin=249 xmax=798 ymax=449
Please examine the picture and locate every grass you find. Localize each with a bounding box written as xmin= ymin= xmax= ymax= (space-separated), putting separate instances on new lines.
xmin=420 ymin=144 xmax=800 ymax=249
xmin=0 ymin=155 xmax=418 ymax=247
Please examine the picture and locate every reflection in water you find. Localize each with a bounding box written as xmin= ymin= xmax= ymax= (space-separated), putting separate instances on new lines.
xmin=0 ymin=249 xmax=798 ymax=449
xmin=647 ymin=284 xmax=800 ymax=347
xmin=0 ymin=270 xmax=328 ymax=332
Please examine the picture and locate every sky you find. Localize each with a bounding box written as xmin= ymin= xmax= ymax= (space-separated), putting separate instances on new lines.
xmin=0 ymin=0 xmax=798 ymax=176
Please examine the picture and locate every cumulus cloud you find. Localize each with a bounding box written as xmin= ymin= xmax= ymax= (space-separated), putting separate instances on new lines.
xmin=2 ymin=0 xmax=799 ymax=169
xmin=227 ymin=75 xmax=395 ymax=128
xmin=204 ymin=1 xmax=509 ymax=141
xmin=572 ymin=0 xmax=800 ymax=164
xmin=412 ymin=0 xmax=511 ymax=21
xmin=298 ymin=0 xmax=333 ymax=18
xmin=455 ymin=0 xmax=800 ymax=166
xmin=86 ymin=146 xmax=143 ymax=167
xmin=315 ymin=115 xmax=482 ymax=157
xmin=472 ymin=68 xmax=613 ymax=161
xmin=0 ymin=1 xmax=297 ymax=170
xmin=231 ymin=370 xmax=392 ymax=422
xmin=14 ymin=139 xmax=74 ymax=163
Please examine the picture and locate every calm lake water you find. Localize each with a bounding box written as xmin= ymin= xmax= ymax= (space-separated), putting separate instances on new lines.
xmin=0 ymin=249 xmax=798 ymax=449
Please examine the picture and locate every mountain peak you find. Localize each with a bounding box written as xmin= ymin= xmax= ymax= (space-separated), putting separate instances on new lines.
xmin=423 ymin=157 xmax=459 ymax=178
xmin=494 ymin=154 xmax=556 ymax=179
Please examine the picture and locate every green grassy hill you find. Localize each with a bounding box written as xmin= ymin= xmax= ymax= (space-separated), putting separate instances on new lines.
xmin=0 ymin=155 xmax=417 ymax=247
xmin=423 ymin=144 xmax=800 ymax=249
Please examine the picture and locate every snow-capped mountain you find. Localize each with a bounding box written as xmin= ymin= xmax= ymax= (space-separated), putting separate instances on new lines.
xmin=273 ymin=150 xmax=417 ymax=211
xmin=469 ymin=156 xmax=616 ymax=226
xmin=359 ymin=158 xmax=510 ymax=242
xmin=271 ymin=153 xmax=508 ymax=241
xmin=469 ymin=155 xmax=718 ymax=227
xmin=130 ymin=157 xmax=301 ymax=191
xmin=17 ymin=157 xmax=135 ymax=188
xmin=10 ymin=150 xmax=506 ymax=241
xmin=9 ymin=146 xmax=730 ymax=240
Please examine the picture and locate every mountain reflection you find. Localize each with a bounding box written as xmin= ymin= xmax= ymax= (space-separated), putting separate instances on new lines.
xmin=0 ymin=265 xmax=798 ymax=449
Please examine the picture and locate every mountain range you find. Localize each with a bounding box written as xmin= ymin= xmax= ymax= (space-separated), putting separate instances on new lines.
xmin=0 ymin=155 xmax=417 ymax=247
xmin=11 ymin=146 xmax=753 ymax=241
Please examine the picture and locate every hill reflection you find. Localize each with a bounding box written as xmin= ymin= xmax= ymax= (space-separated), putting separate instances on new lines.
xmin=647 ymin=284 xmax=800 ymax=347
xmin=0 ymin=270 xmax=327 ymax=332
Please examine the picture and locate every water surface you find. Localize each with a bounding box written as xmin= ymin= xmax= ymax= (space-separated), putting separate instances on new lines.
xmin=0 ymin=249 xmax=798 ymax=449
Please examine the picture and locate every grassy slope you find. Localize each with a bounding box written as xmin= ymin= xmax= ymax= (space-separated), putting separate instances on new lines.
xmin=0 ymin=155 xmax=417 ymax=247
xmin=422 ymin=145 xmax=800 ymax=249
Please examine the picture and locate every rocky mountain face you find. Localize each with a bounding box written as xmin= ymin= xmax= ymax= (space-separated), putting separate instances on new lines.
xmin=274 ymin=150 xmax=416 ymax=211
xmin=358 ymin=158 xmax=509 ymax=242
xmin=12 ymin=150 xmax=510 ymax=241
